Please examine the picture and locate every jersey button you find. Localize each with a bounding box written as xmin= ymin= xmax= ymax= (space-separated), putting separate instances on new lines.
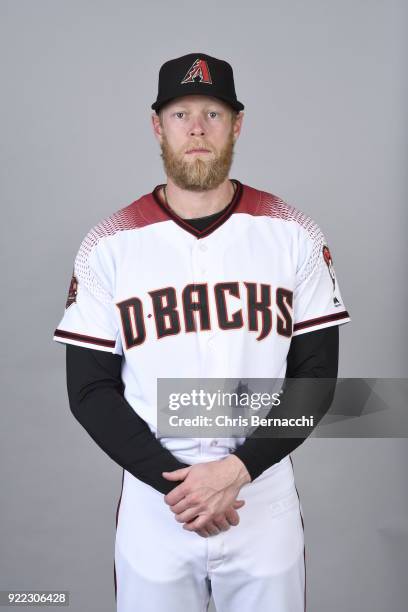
xmin=199 ymin=243 xmax=208 ymax=252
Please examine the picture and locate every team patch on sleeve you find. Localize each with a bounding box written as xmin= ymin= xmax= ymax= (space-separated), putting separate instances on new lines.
xmin=65 ymin=271 xmax=78 ymax=309
xmin=322 ymin=245 xmax=342 ymax=307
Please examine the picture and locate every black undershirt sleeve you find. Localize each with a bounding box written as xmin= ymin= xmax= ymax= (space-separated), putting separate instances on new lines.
xmin=65 ymin=325 xmax=338 ymax=493
xmin=232 ymin=325 xmax=339 ymax=480
xmin=65 ymin=345 xmax=190 ymax=495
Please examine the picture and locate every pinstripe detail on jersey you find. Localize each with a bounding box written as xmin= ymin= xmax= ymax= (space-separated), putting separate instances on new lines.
xmin=53 ymin=328 xmax=116 ymax=348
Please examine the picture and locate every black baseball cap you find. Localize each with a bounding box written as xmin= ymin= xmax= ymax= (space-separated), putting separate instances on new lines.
xmin=151 ymin=53 xmax=244 ymax=113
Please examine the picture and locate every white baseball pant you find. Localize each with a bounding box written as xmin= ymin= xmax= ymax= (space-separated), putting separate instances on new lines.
xmin=114 ymin=455 xmax=305 ymax=612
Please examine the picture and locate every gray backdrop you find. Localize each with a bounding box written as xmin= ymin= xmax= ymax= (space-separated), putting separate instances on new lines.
xmin=1 ymin=0 xmax=407 ymax=610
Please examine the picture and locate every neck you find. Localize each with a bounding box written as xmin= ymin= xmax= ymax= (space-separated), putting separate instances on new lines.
xmin=163 ymin=177 xmax=235 ymax=219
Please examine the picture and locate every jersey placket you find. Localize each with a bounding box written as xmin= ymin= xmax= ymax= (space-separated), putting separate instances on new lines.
xmin=190 ymin=236 xmax=222 ymax=456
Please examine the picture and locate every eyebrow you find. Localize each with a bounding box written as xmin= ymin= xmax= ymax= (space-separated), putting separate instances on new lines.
xmin=170 ymin=105 xmax=225 ymax=112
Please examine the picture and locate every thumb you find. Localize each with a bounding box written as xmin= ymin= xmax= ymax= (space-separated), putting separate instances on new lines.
xmin=162 ymin=467 xmax=191 ymax=481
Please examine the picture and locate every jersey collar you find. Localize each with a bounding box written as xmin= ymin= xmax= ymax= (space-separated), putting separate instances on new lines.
xmin=152 ymin=179 xmax=243 ymax=239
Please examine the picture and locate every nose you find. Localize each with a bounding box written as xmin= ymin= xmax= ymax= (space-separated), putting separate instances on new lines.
xmin=189 ymin=116 xmax=206 ymax=137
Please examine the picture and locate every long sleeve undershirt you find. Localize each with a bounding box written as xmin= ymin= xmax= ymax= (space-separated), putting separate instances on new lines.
xmin=232 ymin=325 xmax=338 ymax=480
xmin=65 ymin=325 xmax=338 ymax=493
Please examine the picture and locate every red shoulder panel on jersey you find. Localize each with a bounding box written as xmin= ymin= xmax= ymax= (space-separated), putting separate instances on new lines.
xmin=235 ymin=184 xmax=322 ymax=240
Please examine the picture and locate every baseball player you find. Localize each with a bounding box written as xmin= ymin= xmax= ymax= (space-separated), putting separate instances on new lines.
xmin=53 ymin=53 xmax=350 ymax=611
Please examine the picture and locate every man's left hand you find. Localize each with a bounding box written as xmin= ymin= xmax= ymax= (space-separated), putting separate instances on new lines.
xmin=162 ymin=455 xmax=251 ymax=531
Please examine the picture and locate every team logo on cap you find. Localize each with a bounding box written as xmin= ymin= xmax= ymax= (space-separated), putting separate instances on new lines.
xmin=181 ymin=58 xmax=212 ymax=85
xmin=65 ymin=271 xmax=78 ymax=309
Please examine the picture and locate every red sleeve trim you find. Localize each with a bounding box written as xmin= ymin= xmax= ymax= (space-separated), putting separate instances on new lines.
xmin=54 ymin=328 xmax=116 ymax=348
xmin=293 ymin=310 xmax=350 ymax=332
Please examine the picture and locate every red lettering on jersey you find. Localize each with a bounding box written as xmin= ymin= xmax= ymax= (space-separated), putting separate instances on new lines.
xmin=244 ymin=282 xmax=272 ymax=341
xmin=276 ymin=288 xmax=293 ymax=337
xmin=116 ymin=281 xmax=293 ymax=350
xmin=149 ymin=287 xmax=181 ymax=339
xmin=116 ymin=297 xmax=146 ymax=349
xmin=182 ymin=284 xmax=211 ymax=332
xmin=214 ymin=282 xmax=244 ymax=330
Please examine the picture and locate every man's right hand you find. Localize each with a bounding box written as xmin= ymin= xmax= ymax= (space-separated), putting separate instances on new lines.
xmin=192 ymin=499 xmax=245 ymax=538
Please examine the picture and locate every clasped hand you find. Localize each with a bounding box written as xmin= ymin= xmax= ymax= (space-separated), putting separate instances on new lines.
xmin=162 ymin=455 xmax=251 ymax=538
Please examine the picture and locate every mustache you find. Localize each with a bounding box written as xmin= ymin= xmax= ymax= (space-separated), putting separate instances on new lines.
xmin=183 ymin=142 xmax=214 ymax=153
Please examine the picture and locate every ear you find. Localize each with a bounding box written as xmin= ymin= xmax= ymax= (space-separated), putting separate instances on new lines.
xmin=232 ymin=111 xmax=244 ymax=143
xmin=151 ymin=112 xmax=163 ymax=144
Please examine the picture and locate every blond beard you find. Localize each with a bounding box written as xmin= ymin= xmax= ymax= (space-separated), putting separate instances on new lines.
xmin=160 ymin=127 xmax=235 ymax=191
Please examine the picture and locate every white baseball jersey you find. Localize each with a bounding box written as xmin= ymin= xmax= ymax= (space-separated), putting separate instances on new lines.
xmin=53 ymin=180 xmax=350 ymax=460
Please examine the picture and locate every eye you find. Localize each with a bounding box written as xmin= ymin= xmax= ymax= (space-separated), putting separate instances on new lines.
xmin=208 ymin=111 xmax=219 ymax=119
xmin=175 ymin=112 xmax=185 ymax=119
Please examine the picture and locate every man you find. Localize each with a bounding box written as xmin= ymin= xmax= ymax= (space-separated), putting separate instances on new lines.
xmin=53 ymin=53 xmax=350 ymax=611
